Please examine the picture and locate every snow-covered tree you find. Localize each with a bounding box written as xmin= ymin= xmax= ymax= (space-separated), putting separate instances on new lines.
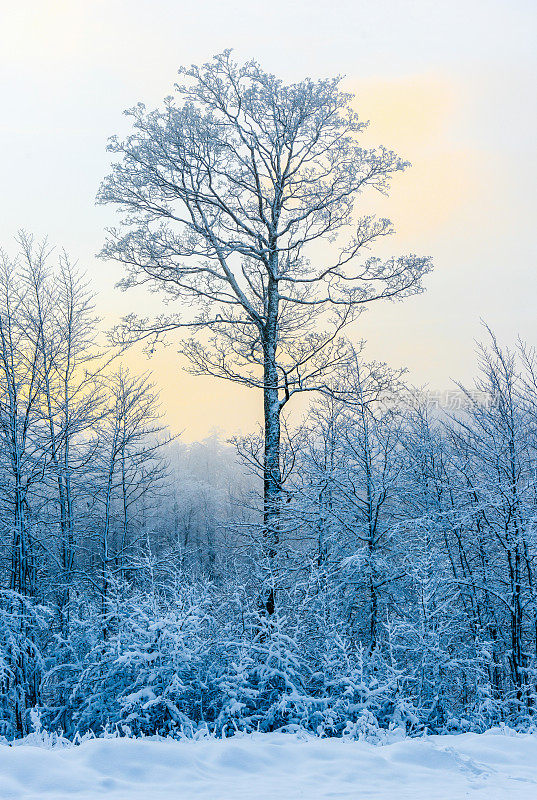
xmin=98 ymin=51 xmax=432 ymax=610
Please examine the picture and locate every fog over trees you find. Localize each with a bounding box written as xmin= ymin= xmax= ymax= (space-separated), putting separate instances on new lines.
xmin=1 ymin=54 xmax=536 ymax=740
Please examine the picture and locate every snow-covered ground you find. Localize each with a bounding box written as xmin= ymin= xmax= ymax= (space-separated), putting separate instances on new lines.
xmin=0 ymin=730 xmax=536 ymax=799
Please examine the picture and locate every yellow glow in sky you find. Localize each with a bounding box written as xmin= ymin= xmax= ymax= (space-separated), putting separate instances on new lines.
xmin=1 ymin=1 xmax=535 ymax=440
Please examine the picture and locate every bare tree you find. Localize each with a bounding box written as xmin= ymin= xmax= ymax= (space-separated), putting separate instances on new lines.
xmin=0 ymin=250 xmax=44 ymax=596
xmin=17 ymin=234 xmax=104 ymax=632
xmin=88 ymin=368 xmax=168 ymax=634
xmin=447 ymin=333 xmax=537 ymax=703
xmin=98 ymin=51 xmax=432 ymax=602
xmin=294 ymin=352 xmax=405 ymax=648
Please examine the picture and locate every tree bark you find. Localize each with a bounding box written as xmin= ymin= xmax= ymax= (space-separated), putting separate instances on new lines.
xmin=262 ymin=273 xmax=281 ymax=614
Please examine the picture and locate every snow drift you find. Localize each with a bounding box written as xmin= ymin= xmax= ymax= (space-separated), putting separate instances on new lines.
xmin=0 ymin=730 xmax=536 ymax=799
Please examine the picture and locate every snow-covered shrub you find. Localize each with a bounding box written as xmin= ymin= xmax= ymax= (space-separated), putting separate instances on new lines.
xmin=0 ymin=591 xmax=50 ymax=737
xmin=70 ymin=579 xmax=220 ymax=736
xmin=215 ymin=608 xmax=314 ymax=733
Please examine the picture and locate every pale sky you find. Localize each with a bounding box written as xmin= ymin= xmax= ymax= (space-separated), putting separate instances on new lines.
xmin=1 ymin=0 xmax=536 ymax=439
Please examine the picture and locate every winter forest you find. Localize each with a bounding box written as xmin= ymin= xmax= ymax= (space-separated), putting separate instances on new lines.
xmin=2 ymin=51 xmax=537 ymax=748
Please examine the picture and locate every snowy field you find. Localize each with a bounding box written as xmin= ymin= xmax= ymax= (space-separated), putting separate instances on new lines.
xmin=0 ymin=731 xmax=536 ymax=800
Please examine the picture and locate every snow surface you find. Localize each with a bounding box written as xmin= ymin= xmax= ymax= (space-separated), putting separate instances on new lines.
xmin=0 ymin=730 xmax=536 ymax=799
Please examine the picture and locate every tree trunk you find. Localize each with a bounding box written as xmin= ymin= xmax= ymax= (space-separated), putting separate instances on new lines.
xmin=262 ymin=274 xmax=281 ymax=614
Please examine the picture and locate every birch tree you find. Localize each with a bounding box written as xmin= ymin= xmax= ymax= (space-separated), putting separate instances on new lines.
xmin=99 ymin=51 xmax=432 ymax=597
